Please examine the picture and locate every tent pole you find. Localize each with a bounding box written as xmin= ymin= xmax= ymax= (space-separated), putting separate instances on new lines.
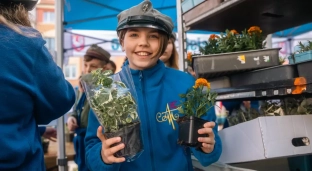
xmin=55 ymin=0 xmax=67 ymax=171
xmin=176 ymin=0 xmax=186 ymax=72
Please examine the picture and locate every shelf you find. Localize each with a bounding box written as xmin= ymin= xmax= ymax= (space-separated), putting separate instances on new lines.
xmin=182 ymin=0 xmax=222 ymax=25
xmin=185 ymin=0 xmax=312 ymax=34
xmin=214 ymin=77 xmax=312 ymax=100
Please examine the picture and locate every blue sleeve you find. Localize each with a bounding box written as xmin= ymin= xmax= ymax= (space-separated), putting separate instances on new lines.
xmin=38 ymin=126 xmax=46 ymax=136
xmin=191 ymin=107 xmax=222 ymax=167
xmin=250 ymin=100 xmax=260 ymax=111
xmin=33 ymin=45 xmax=76 ymax=124
xmin=85 ymin=110 xmax=121 ymax=171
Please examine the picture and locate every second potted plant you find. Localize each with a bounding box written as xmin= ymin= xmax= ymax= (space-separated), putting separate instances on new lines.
xmin=177 ymin=78 xmax=217 ymax=147
xmin=81 ymin=68 xmax=143 ymax=161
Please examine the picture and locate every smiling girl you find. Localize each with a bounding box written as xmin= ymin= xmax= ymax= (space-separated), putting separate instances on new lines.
xmin=84 ymin=1 xmax=222 ymax=171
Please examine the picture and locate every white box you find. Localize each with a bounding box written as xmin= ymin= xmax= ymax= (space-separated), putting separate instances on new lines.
xmin=218 ymin=115 xmax=312 ymax=164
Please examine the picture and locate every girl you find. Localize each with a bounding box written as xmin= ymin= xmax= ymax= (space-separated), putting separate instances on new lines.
xmin=85 ymin=1 xmax=222 ymax=171
xmin=160 ymin=32 xmax=179 ymax=69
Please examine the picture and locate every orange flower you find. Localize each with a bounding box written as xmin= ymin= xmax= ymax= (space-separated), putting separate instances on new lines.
xmin=209 ymin=34 xmax=220 ymax=40
xmin=248 ymin=26 xmax=262 ymax=34
xmin=187 ymin=52 xmax=192 ymax=62
xmin=193 ymin=78 xmax=210 ymax=89
xmin=230 ymin=29 xmax=239 ymax=35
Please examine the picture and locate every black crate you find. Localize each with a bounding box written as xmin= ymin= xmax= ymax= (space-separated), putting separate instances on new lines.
xmin=297 ymin=60 xmax=312 ymax=78
xmin=209 ymin=76 xmax=231 ymax=89
xmin=230 ymin=64 xmax=298 ymax=87
xmin=193 ymin=48 xmax=280 ymax=79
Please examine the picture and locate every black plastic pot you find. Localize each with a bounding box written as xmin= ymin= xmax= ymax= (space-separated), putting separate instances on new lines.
xmin=42 ymin=141 xmax=49 ymax=154
xmin=297 ymin=60 xmax=312 ymax=78
xmin=105 ymin=122 xmax=143 ymax=160
xmin=65 ymin=133 xmax=75 ymax=142
xmin=177 ymin=116 xmax=208 ymax=147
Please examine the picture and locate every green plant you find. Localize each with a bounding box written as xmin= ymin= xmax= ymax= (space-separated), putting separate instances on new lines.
xmin=199 ymin=26 xmax=266 ymax=55
xmin=186 ymin=52 xmax=193 ymax=66
xmin=81 ymin=69 xmax=138 ymax=133
xmin=177 ymin=78 xmax=217 ymax=118
xmin=279 ymin=56 xmax=286 ymax=65
xmin=282 ymin=97 xmax=312 ymax=115
xmin=297 ymin=41 xmax=312 ymax=53
xmin=199 ymin=34 xmax=221 ymax=55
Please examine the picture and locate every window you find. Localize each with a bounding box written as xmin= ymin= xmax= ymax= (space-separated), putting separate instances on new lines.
xmin=44 ymin=38 xmax=55 ymax=51
xmin=43 ymin=12 xmax=55 ymax=23
xmin=64 ymin=65 xmax=77 ymax=79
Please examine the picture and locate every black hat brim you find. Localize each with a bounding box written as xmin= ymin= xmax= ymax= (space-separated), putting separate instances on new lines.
xmin=117 ymin=15 xmax=171 ymax=37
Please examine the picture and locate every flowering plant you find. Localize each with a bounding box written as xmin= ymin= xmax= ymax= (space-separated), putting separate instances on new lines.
xmin=199 ymin=26 xmax=266 ymax=55
xmin=186 ymin=52 xmax=193 ymax=66
xmin=177 ymin=78 xmax=217 ymax=118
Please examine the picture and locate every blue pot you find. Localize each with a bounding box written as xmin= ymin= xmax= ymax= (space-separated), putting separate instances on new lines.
xmin=293 ymin=50 xmax=312 ymax=63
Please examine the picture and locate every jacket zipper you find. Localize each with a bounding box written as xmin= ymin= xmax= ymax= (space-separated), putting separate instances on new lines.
xmin=139 ymin=71 xmax=156 ymax=171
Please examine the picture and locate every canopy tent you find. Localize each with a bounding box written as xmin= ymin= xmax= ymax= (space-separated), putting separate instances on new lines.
xmin=273 ymin=22 xmax=312 ymax=38
xmin=62 ymin=0 xmax=214 ymax=56
xmin=64 ymin=0 xmax=178 ymax=31
xmin=272 ymin=23 xmax=312 ymax=56
xmin=61 ymin=0 xmax=216 ymax=69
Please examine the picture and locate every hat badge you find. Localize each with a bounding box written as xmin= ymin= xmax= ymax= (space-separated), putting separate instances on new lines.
xmin=142 ymin=2 xmax=149 ymax=12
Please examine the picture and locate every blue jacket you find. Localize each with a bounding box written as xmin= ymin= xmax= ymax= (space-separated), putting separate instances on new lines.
xmin=0 ymin=25 xmax=76 ymax=170
xmin=73 ymin=93 xmax=89 ymax=171
xmin=85 ymin=61 xmax=222 ymax=171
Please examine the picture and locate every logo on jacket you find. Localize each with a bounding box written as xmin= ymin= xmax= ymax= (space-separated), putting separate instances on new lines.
xmin=156 ymin=101 xmax=179 ymax=130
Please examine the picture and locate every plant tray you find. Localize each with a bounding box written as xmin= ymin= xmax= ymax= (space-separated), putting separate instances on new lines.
xmin=193 ymin=48 xmax=280 ymax=79
xmin=293 ymin=50 xmax=312 ymax=63
xmin=297 ymin=60 xmax=312 ymax=78
xmin=230 ymin=64 xmax=298 ymax=87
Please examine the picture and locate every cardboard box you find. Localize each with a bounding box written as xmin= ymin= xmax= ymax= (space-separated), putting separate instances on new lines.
xmin=218 ymin=115 xmax=312 ymax=164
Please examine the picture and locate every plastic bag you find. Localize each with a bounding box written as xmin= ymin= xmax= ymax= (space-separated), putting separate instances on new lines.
xmin=81 ymin=66 xmax=143 ymax=162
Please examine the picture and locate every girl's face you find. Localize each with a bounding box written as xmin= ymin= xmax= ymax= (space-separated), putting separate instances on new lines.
xmin=121 ymin=27 xmax=161 ymax=70
xmin=159 ymin=39 xmax=173 ymax=63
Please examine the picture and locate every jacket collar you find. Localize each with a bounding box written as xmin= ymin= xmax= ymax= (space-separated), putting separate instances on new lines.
xmin=122 ymin=59 xmax=166 ymax=88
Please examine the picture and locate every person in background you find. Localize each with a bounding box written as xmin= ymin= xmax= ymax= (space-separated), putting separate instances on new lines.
xmin=159 ymin=32 xmax=179 ymax=69
xmin=0 ymin=0 xmax=76 ymax=170
xmin=107 ymin=60 xmax=117 ymax=73
xmin=67 ymin=44 xmax=111 ymax=171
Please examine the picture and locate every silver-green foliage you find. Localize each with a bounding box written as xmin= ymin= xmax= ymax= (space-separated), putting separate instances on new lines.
xmin=82 ymin=69 xmax=138 ymax=133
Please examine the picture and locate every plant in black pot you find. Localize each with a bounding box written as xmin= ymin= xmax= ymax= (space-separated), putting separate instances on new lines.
xmin=81 ymin=68 xmax=143 ymax=162
xmin=177 ymin=78 xmax=217 ymax=147
xmin=41 ymin=137 xmax=49 ymax=154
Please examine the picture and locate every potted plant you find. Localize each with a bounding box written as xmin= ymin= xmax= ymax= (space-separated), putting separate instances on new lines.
xmin=289 ymin=41 xmax=312 ymax=63
xmin=176 ymin=78 xmax=217 ymax=147
xmin=41 ymin=137 xmax=49 ymax=154
xmin=65 ymin=124 xmax=74 ymax=142
xmin=81 ymin=69 xmax=143 ymax=161
xmin=191 ymin=26 xmax=280 ymax=78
